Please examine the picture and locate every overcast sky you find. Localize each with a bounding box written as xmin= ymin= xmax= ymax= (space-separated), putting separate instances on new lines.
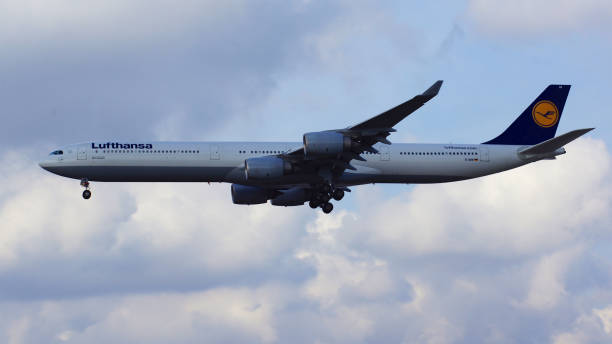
xmin=1 ymin=1 xmax=612 ymax=343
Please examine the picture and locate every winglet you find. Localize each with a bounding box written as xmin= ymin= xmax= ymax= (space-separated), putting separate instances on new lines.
xmin=423 ymin=80 xmax=443 ymax=97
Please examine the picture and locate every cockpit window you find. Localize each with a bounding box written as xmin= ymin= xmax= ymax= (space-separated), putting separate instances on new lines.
xmin=50 ymin=150 xmax=64 ymax=155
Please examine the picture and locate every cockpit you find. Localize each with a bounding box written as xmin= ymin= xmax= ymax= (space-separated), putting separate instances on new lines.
xmin=49 ymin=150 xmax=64 ymax=155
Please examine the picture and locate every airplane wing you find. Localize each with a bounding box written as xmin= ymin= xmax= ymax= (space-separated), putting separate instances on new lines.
xmin=282 ymin=80 xmax=443 ymax=181
xmin=348 ymin=80 xmax=443 ymax=131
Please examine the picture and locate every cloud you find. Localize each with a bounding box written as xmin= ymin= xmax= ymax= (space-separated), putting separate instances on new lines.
xmin=0 ymin=150 xmax=312 ymax=300
xmin=466 ymin=0 xmax=612 ymax=36
xmin=0 ymin=287 xmax=285 ymax=344
xmin=1 ymin=1 xmax=612 ymax=342
xmin=1 ymin=138 xmax=612 ymax=342
xmin=518 ymin=246 xmax=583 ymax=310
xmin=552 ymin=305 xmax=612 ymax=343
xmin=0 ymin=1 xmax=342 ymax=147
xmin=342 ymin=138 xmax=612 ymax=258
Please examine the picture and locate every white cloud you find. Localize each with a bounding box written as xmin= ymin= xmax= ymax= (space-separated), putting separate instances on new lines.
xmin=552 ymin=305 xmax=612 ymax=343
xmin=0 ymin=1 xmax=344 ymax=147
xmin=518 ymin=246 xmax=583 ymax=310
xmin=0 ymin=287 xmax=284 ymax=344
xmin=1 ymin=1 xmax=611 ymax=342
xmin=0 ymin=150 xmax=310 ymax=297
xmin=0 ymin=0 xmax=239 ymax=44
xmin=467 ymin=0 xmax=612 ymax=36
xmin=343 ymin=138 xmax=612 ymax=258
xmin=0 ymin=138 xmax=611 ymax=342
xmin=595 ymin=306 xmax=612 ymax=334
xmin=6 ymin=316 xmax=29 ymax=344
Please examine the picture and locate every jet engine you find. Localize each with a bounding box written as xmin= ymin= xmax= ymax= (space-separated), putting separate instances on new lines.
xmin=303 ymin=131 xmax=353 ymax=156
xmin=231 ymin=184 xmax=270 ymax=204
xmin=244 ymin=157 xmax=292 ymax=180
xmin=270 ymin=187 xmax=310 ymax=206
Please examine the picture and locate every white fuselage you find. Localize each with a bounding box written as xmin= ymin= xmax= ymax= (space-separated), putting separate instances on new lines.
xmin=39 ymin=141 xmax=536 ymax=187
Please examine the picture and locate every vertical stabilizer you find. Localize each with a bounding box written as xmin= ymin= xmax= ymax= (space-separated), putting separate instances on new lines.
xmin=484 ymin=85 xmax=570 ymax=145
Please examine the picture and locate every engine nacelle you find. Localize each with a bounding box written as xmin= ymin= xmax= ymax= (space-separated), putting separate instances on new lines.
xmin=303 ymin=131 xmax=352 ymax=156
xmin=270 ymin=187 xmax=310 ymax=206
xmin=231 ymin=184 xmax=269 ymax=205
xmin=244 ymin=157 xmax=292 ymax=180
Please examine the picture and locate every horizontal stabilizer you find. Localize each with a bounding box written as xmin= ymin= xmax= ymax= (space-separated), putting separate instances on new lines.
xmin=519 ymin=128 xmax=594 ymax=155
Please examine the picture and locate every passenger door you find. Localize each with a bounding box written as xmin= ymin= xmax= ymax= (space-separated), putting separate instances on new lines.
xmin=210 ymin=145 xmax=220 ymax=160
xmin=379 ymin=145 xmax=390 ymax=161
xmin=479 ymin=146 xmax=490 ymax=162
xmin=77 ymin=145 xmax=88 ymax=160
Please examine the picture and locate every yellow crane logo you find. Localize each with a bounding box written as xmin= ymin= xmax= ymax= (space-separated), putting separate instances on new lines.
xmin=532 ymin=100 xmax=559 ymax=128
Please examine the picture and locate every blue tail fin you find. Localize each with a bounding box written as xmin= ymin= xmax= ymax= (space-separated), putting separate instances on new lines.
xmin=483 ymin=85 xmax=571 ymax=145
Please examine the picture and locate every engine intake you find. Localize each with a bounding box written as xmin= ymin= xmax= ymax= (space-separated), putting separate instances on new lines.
xmin=231 ymin=184 xmax=270 ymax=204
xmin=244 ymin=156 xmax=292 ymax=180
xmin=303 ymin=131 xmax=352 ymax=156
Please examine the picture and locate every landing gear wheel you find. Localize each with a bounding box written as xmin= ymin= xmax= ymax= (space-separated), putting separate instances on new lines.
xmin=321 ymin=202 xmax=333 ymax=214
xmin=309 ymin=200 xmax=319 ymax=209
xmin=332 ymin=189 xmax=344 ymax=201
xmin=315 ymin=192 xmax=331 ymax=203
xmin=82 ymin=189 xmax=92 ymax=200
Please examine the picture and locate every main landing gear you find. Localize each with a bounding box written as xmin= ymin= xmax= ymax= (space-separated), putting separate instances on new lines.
xmin=309 ymin=184 xmax=347 ymax=214
xmin=80 ymin=178 xmax=91 ymax=199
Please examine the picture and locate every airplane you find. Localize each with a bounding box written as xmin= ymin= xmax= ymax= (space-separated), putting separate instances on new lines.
xmin=39 ymin=81 xmax=594 ymax=214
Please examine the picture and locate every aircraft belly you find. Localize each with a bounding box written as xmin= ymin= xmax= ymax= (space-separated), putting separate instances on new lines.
xmin=347 ymin=159 xmax=474 ymax=184
xmin=43 ymin=165 xmax=234 ymax=182
xmin=337 ymin=173 xmax=467 ymax=185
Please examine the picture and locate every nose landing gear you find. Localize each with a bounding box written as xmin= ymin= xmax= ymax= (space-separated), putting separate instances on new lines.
xmin=80 ymin=179 xmax=91 ymax=199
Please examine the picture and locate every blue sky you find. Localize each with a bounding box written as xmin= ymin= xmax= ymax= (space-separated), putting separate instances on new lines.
xmin=0 ymin=1 xmax=611 ymax=343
